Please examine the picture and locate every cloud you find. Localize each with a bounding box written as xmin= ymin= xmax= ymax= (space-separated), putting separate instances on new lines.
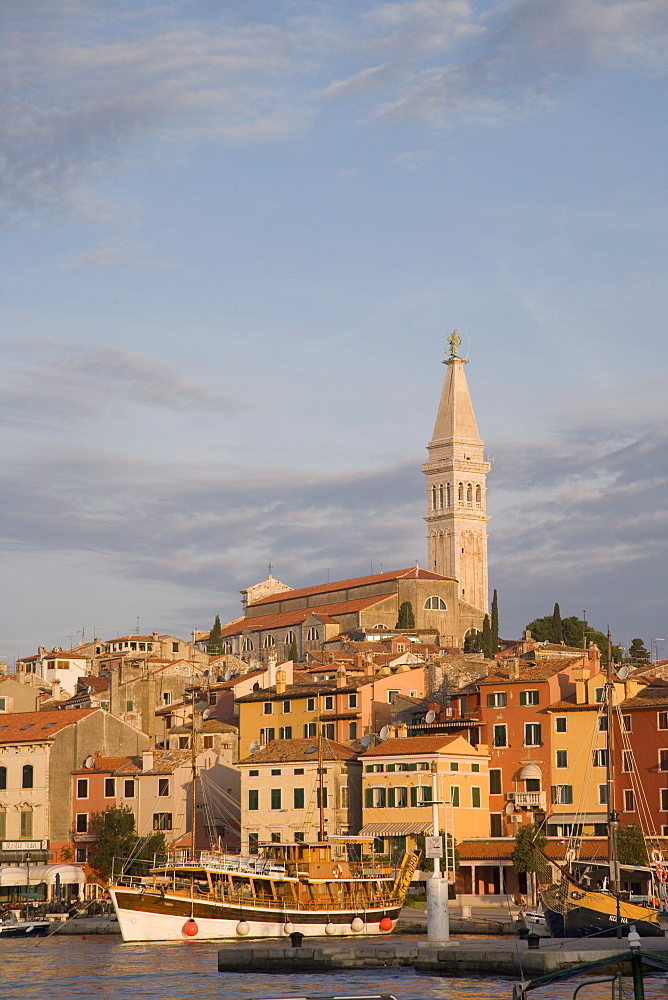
xmin=0 ymin=341 xmax=236 ymax=425
xmin=58 ymin=240 xmax=175 ymax=270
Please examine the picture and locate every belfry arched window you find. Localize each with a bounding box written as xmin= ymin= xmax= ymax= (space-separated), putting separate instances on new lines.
xmin=475 ymin=484 xmax=481 ymax=507
xmin=431 ymin=485 xmax=437 ymax=510
xmin=423 ymin=596 xmax=447 ymax=610
xmin=466 ymin=483 xmax=473 ymax=505
xmin=0 ymin=765 xmax=6 ymax=790
xmin=446 ymin=483 xmax=451 ymax=507
xmin=458 ymin=482 xmax=464 ymax=503
xmin=438 ymin=484 xmax=444 ymax=508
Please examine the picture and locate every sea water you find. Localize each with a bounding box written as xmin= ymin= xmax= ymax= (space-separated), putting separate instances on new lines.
xmin=1 ymin=938 xmax=667 ymax=1000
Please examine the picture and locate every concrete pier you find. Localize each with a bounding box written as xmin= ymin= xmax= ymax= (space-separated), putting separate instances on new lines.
xmin=217 ymin=932 xmax=668 ymax=977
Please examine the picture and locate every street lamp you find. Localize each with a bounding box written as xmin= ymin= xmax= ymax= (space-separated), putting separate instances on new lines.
xmin=25 ymin=852 xmax=32 ymax=919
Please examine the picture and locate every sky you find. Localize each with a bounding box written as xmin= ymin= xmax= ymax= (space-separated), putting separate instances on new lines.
xmin=1 ymin=0 xmax=667 ymax=666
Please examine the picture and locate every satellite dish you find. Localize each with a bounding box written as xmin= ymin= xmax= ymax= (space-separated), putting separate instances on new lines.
xmin=202 ymin=709 xmax=210 ymax=721
xmin=250 ymin=739 xmax=260 ymax=753
xmin=203 ymin=669 xmax=210 ymax=677
xmin=505 ymin=803 xmax=515 ymax=815
xmin=617 ymin=665 xmax=629 ymax=680
xmin=361 ymin=734 xmax=371 ymax=748
xmin=83 ymin=755 xmax=94 ymax=769
xmin=224 ymin=670 xmax=232 ymax=681
xmin=425 ymin=710 xmax=436 ymax=724
xmin=379 ymin=726 xmax=389 ymax=741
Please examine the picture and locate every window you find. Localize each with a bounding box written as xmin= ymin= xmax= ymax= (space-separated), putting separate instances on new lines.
xmin=659 ymin=749 xmax=668 ymax=771
xmin=249 ymin=769 xmax=259 ymax=777
xmin=322 ymin=723 xmax=335 ymax=739
xmin=76 ymin=813 xmax=88 ymax=833
xmin=162 ymin=692 xmax=172 ymax=705
xmin=104 ymin=777 xmax=115 ymax=797
xmin=158 ymin=778 xmax=170 ymax=797
xmin=179 ymin=736 xmax=189 ymax=749
xmin=471 ymin=787 xmax=481 ymax=808
xmin=242 ymin=638 xmax=254 ymax=651
xmin=493 ymin=725 xmax=507 ymax=747
xmin=270 ymin=832 xmax=280 ymax=842
xmin=475 ymin=484 xmax=481 ymax=507
xmin=622 ymin=714 xmax=632 ymax=732
xmin=260 ymin=727 xmax=275 ymax=743
xmin=348 ymin=694 xmax=358 ymax=708
xmin=316 ymin=787 xmax=328 ymax=808
xmin=279 ymin=726 xmax=292 ymax=739
xmin=75 ymin=848 xmax=87 ymax=863
xmin=303 ymin=723 xmax=316 ymax=738
xmin=622 ymin=750 xmax=634 ymax=772
xmin=387 ymin=690 xmax=400 ymax=703
xmin=365 ymin=787 xmax=386 ymax=808
xmin=598 ymin=716 xmax=608 ymax=731
xmin=153 ymin=813 xmax=172 ymax=831
xmin=263 ymin=635 xmax=275 ymax=648
xmin=171 ymin=641 xmax=179 ymax=653
xmin=524 ymin=724 xmax=541 ymax=746
xmin=270 ymin=789 xmax=281 ymax=810
xmin=271 ymin=768 xmax=281 ymax=775
xmin=555 ymin=717 xmax=567 ymax=733
xmin=306 ymin=627 xmax=319 ymax=641
xmin=556 ymin=750 xmax=568 ymax=769
xmin=248 ymin=789 xmax=259 ymax=810
xmin=263 ymin=702 xmax=273 ymax=715
xmin=20 ymin=810 xmax=33 ymax=838
xmin=293 ymin=788 xmax=304 ymax=809
xmin=22 ymin=764 xmax=33 ymax=788
xmin=594 ymin=688 xmax=604 ymax=703
xmin=593 ymin=748 xmax=608 ymax=767
xmin=471 ymin=762 xmax=480 ymax=772
xmin=348 ymin=721 xmax=358 ymax=740
xmin=466 ymin=483 xmax=473 ymax=505
xmin=77 ymin=778 xmax=88 ymax=798
xmin=126 ymin=701 xmax=134 ymax=712
xmin=307 ymin=698 xmax=315 ymax=712
xmin=294 ymin=767 xmax=304 ymax=775
xmin=124 ymin=779 xmax=135 ymax=797
xmin=341 ymin=786 xmax=349 ymax=808
xmin=489 ymin=769 xmax=502 ymax=794
xmin=450 ymin=786 xmax=460 ymax=807
xmin=0 ymin=766 xmax=6 ymax=791
xmin=423 ymin=596 xmax=447 ymax=610
xmin=458 ymin=482 xmax=463 ymax=502
xmin=526 ymin=778 xmax=541 ymax=792
xmin=520 ymin=690 xmax=539 ymax=706
xmin=248 ymin=832 xmax=259 ymax=854
xmin=324 ymin=696 xmax=334 ymax=711
xmin=598 ymin=785 xmax=608 ymax=805
xmin=450 ymin=762 xmax=459 ymax=771
xmin=282 ymin=700 xmax=291 ymax=714
xmin=658 ymin=713 xmax=668 ymax=730
xmin=624 ymin=789 xmax=635 ymax=811
xmin=660 ymin=789 xmax=668 ymax=812
xmin=552 ymin=785 xmax=573 ymax=804
xmin=285 ymin=631 xmax=296 ymax=645
xmin=0 ymin=811 xmax=5 ymax=839
xmin=390 ymin=787 xmax=407 ymax=808
xmin=203 ymin=735 xmax=214 ymax=749
xmin=487 ymin=692 xmax=507 ymax=707
xmin=490 ymin=814 xmax=503 ymax=837
xmin=294 ymin=831 xmax=304 ymax=842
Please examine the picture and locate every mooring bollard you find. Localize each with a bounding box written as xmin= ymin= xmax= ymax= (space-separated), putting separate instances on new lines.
xmin=290 ymin=931 xmax=304 ymax=948
xmin=527 ymin=931 xmax=540 ymax=950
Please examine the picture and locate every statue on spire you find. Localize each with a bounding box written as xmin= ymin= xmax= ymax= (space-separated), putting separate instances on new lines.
xmin=447 ymin=329 xmax=461 ymax=358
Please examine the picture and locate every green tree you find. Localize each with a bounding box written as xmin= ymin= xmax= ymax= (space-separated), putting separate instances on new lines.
xmin=481 ymin=614 xmax=495 ymax=659
xmin=511 ymin=823 xmax=547 ymax=906
xmin=396 ymin=601 xmax=415 ymax=629
xmin=209 ymin=614 xmax=223 ymax=656
xmin=628 ymin=638 xmax=649 ymax=665
xmin=463 ymin=629 xmax=482 ymax=653
xmin=616 ymin=824 xmax=649 ymax=866
xmin=525 ymin=611 xmax=622 ymax=663
xmin=552 ymin=603 xmax=563 ymax=643
xmin=288 ymin=638 xmax=299 ymax=662
xmin=88 ymin=806 xmax=166 ymax=880
xmin=491 ymin=589 xmax=499 ymax=653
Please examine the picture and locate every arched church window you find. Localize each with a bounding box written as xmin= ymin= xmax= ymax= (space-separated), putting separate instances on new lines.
xmin=373 ymin=623 xmax=386 ymax=630
xmin=475 ymin=484 xmax=481 ymax=507
xmin=222 ymin=641 xmax=232 ymax=654
xmin=306 ymin=627 xmax=319 ymax=641
xmin=242 ymin=637 xmax=254 ymax=651
xmin=263 ymin=635 xmax=275 ymax=648
xmin=285 ymin=630 xmax=296 ymax=644
xmin=466 ymin=483 xmax=473 ymax=505
xmin=458 ymin=482 xmax=464 ymax=503
xmin=423 ymin=596 xmax=447 ymax=610
xmin=446 ymin=483 xmax=451 ymax=507
xmin=438 ymin=484 xmax=444 ymax=509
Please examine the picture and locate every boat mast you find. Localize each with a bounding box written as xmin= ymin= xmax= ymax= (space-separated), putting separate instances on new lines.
xmin=318 ymin=696 xmax=325 ymax=841
xmin=191 ymin=681 xmax=197 ymax=857
xmin=605 ymin=629 xmax=620 ymax=897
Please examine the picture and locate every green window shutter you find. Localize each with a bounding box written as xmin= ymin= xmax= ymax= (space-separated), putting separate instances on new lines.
xmin=365 ymin=787 xmax=373 ymax=808
xmin=408 ymin=762 xmax=417 ymax=771
xmin=248 ymin=789 xmax=258 ymax=810
xmin=472 ymin=786 xmax=481 ymax=808
xmin=422 ymin=786 xmax=432 ymax=803
xmin=365 ymin=765 xmax=373 ymax=772
xmin=410 ymin=786 xmax=417 ymax=807
xmin=388 ymin=787 xmax=395 ymax=807
xmin=451 ymin=786 xmax=460 ymax=807
xmin=519 ymin=691 xmax=527 ymax=706
xmin=293 ymin=787 xmax=304 ymax=809
xmin=386 ymin=763 xmax=395 ymax=772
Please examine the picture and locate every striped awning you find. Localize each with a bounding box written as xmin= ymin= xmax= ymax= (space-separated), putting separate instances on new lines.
xmin=359 ymin=821 xmax=433 ymax=836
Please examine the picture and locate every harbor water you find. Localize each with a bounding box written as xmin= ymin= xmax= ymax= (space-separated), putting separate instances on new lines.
xmin=2 ymin=938 xmax=667 ymax=1000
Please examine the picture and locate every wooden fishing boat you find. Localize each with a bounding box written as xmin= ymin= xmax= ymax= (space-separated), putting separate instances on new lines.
xmin=108 ymin=839 xmax=419 ymax=942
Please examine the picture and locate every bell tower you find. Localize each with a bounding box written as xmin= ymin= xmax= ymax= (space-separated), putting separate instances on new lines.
xmin=423 ymin=334 xmax=490 ymax=614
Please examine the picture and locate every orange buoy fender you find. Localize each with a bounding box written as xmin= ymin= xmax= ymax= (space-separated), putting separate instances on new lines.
xmin=183 ymin=918 xmax=198 ymax=937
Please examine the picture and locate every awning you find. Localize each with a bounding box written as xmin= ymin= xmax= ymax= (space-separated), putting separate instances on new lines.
xmin=0 ymin=864 xmax=85 ymax=886
xmin=0 ymin=866 xmax=29 ymax=887
xmin=549 ymin=813 xmax=606 ymax=826
xmin=359 ymin=822 xmax=433 ymax=836
xmin=518 ymin=763 xmax=542 ymax=780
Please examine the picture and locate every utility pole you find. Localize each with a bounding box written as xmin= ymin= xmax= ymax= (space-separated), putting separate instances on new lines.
xmin=426 ymin=762 xmax=449 ymax=942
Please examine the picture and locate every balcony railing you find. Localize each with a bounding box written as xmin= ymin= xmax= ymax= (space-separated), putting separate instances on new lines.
xmin=512 ymin=791 xmax=547 ymax=810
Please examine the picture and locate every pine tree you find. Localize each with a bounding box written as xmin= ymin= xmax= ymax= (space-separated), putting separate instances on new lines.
xmin=491 ymin=589 xmax=499 ymax=653
xmin=628 ymin=638 xmax=649 ymax=665
xmin=288 ymin=639 xmax=299 ymax=662
xmin=481 ymin=615 xmax=494 ymax=658
xmin=209 ymin=615 xmax=223 ymax=656
xmin=552 ymin=603 xmax=563 ymax=643
xmin=396 ymin=601 xmax=415 ymax=629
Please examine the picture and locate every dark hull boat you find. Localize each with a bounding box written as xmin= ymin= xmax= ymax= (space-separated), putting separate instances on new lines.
xmin=540 ymin=870 xmax=662 ymax=938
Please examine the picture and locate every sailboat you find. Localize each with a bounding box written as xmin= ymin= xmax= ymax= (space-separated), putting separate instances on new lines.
xmin=108 ymin=695 xmax=419 ymax=941
xmin=540 ymin=635 xmax=664 ymax=938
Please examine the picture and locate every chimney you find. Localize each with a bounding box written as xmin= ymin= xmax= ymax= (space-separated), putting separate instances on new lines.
xmin=396 ymin=723 xmax=408 ymax=738
xmin=275 ymin=668 xmax=286 ymax=695
xmin=588 ymin=643 xmax=601 ymax=667
xmin=508 ymin=658 xmax=521 ymax=680
xmin=281 ymin=659 xmax=294 ymax=686
xmin=354 ymin=653 xmax=363 ymax=671
xmin=573 ymin=660 xmax=590 ymax=704
xmin=51 ymin=678 xmax=61 ymax=699
xmin=142 ymin=750 xmax=154 ymax=771
xmin=152 ymin=631 xmax=159 ymax=642
xmin=363 ymin=654 xmax=374 ymax=676
xmin=336 ymin=668 xmax=347 ymax=689
xmin=266 ymin=649 xmax=278 ymax=687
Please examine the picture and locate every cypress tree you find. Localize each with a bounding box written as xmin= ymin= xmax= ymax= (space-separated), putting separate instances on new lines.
xmin=288 ymin=639 xmax=299 ymax=662
xmin=209 ymin=614 xmax=223 ymax=656
xmin=482 ymin=614 xmax=494 ymax=658
xmin=396 ymin=601 xmax=415 ymax=629
xmin=491 ymin=589 xmax=499 ymax=653
xmin=552 ymin=603 xmax=563 ymax=643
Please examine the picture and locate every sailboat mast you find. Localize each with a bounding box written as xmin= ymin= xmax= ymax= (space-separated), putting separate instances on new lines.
xmin=605 ymin=630 xmax=619 ymax=894
xmin=191 ymin=684 xmax=197 ymax=857
xmin=318 ymin=698 xmax=325 ymax=840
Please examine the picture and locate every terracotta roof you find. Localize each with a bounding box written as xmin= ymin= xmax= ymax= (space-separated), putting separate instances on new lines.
xmin=221 ymin=595 xmax=391 ymax=637
xmin=0 ymin=708 xmax=99 ymax=742
xmin=80 ymin=676 xmax=109 ymax=692
xmin=476 ymin=658 xmax=582 ymax=685
xmin=621 ymin=681 xmax=668 ymax=709
xmin=361 ymin=735 xmax=473 ymax=757
xmin=72 ymin=755 xmax=135 ymax=774
xmin=547 ymin=699 xmax=599 ymax=712
xmin=236 ymin=681 xmax=357 ymax=703
xmin=209 ymin=669 xmax=264 ymax=691
xmin=238 ymin=737 xmax=357 ymax=765
xmin=168 ymin=719 xmax=237 ymax=734
xmin=247 ymin=568 xmax=453 ymax=609
xmin=114 ymin=749 xmax=194 ymax=775
xmin=456 ymin=838 xmax=668 ymax=862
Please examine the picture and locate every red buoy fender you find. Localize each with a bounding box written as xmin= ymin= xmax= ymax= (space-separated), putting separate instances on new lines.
xmin=184 ymin=918 xmax=199 ymax=936
xmin=379 ymin=916 xmax=393 ymax=931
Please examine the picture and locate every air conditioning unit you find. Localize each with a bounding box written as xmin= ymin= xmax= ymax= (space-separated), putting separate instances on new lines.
xmin=506 ymin=792 xmax=515 ymax=801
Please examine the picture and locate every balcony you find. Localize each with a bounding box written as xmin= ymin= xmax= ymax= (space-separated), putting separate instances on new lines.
xmin=512 ymin=791 xmax=547 ymax=810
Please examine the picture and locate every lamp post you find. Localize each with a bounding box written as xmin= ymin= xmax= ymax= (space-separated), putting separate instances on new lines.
xmin=426 ymin=762 xmax=450 ymax=943
xmin=25 ymin=852 xmax=32 ymax=920
xmin=608 ymin=810 xmax=622 ymax=939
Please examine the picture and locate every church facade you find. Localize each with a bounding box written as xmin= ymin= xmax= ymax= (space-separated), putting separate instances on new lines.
xmin=219 ymin=342 xmax=490 ymax=657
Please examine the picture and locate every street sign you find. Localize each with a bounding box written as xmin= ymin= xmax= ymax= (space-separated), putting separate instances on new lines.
xmin=425 ymin=835 xmax=443 ymax=858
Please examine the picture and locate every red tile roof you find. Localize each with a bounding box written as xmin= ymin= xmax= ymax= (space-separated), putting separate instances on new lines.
xmin=72 ymin=755 xmax=135 ymax=774
xmin=361 ymin=735 xmax=472 ymax=757
xmin=238 ymin=737 xmax=357 ymax=765
xmin=247 ymin=568 xmax=453 ymax=608
xmin=221 ymin=595 xmax=391 ymax=637
xmin=0 ymin=708 xmax=99 ymax=742
xmin=476 ymin=657 xmax=582 ymax=685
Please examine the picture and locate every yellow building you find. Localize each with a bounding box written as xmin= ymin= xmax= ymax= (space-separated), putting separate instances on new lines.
xmin=546 ymin=663 xmax=646 ymax=837
xmin=359 ymin=734 xmax=490 ymax=861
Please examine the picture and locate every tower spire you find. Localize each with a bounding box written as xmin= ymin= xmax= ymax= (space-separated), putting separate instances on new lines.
xmin=423 ymin=337 xmax=490 ymax=613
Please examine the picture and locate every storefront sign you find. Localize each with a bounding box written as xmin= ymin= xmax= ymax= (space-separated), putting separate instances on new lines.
xmin=2 ymin=840 xmax=45 ymax=851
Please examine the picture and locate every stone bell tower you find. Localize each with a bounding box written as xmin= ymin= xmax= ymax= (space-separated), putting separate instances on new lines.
xmin=423 ymin=333 xmax=490 ymax=614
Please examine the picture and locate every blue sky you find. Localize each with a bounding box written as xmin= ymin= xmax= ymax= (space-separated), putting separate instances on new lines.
xmin=1 ymin=0 xmax=667 ymax=665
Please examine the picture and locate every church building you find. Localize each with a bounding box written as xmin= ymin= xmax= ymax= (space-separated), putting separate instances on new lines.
xmin=219 ymin=339 xmax=490 ymax=659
